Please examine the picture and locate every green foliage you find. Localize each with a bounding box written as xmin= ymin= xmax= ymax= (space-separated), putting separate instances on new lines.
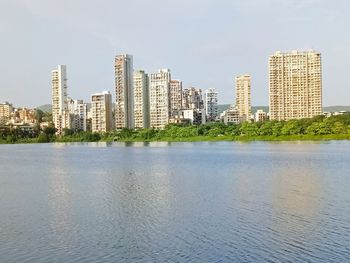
xmin=43 ymin=126 xmax=56 ymax=137
xmin=281 ymin=120 xmax=303 ymax=135
xmin=37 ymin=133 xmax=49 ymax=143
xmin=240 ymin=122 xmax=259 ymax=136
xmin=1 ymin=113 xmax=350 ymax=144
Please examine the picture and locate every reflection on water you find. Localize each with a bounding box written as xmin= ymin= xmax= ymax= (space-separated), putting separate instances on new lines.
xmin=0 ymin=142 xmax=349 ymax=263
xmin=48 ymin=149 xmax=74 ymax=248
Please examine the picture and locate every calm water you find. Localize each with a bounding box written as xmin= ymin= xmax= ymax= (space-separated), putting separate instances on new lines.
xmin=0 ymin=141 xmax=349 ymax=263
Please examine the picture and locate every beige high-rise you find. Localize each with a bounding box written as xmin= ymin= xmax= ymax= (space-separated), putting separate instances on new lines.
xmin=150 ymin=69 xmax=171 ymax=129
xmin=91 ymin=91 xmax=113 ymax=133
xmin=169 ymin=80 xmax=182 ymax=116
xmin=134 ymin=70 xmax=150 ymax=129
xmin=235 ymin=75 xmax=252 ymax=121
xmin=51 ymin=65 xmax=68 ymax=134
xmin=115 ymin=54 xmax=134 ymax=129
xmin=269 ymin=50 xmax=322 ymax=121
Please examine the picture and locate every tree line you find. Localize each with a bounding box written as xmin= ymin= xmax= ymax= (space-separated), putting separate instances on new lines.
xmin=1 ymin=113 xmax=350 ymax=143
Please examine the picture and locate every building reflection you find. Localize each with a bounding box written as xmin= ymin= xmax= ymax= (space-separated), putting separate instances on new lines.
xmin=269 ymin=158 xmax=325 ymax=245
xmin=48 ymin=148 xmax=74 ymax=247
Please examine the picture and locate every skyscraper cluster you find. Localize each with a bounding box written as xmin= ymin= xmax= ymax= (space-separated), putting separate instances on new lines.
xmin=50 ymin=50 xmax=323 ymax=134
xmin=51 ymin=55 xmax=219 ymax=134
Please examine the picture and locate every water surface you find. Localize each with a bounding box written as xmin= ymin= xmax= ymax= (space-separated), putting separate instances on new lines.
xmin=0 ymin=141 xmax=349 ymax=262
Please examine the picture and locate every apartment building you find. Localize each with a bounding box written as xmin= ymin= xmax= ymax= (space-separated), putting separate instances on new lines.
xmin=205 ymin=88 xmax=218 ymax=121
xmin=91 ymin=91 xmax=113 ymax=133
xmin=254 ymin=109 xmax=267 ymax=122
xmin=169 ymin=80 xmax=182 ymax=117
xmin=51 ymin=65 xmax=68 ymax=134
xmin=67 ymin=99 xmax=88 ymax=132
xmin=134 ymin=70 xmax=150 ymax=129
xmin=182 ymin=87 xmax=204 ymax=110
xmin=269 ymin=50 xmax=322 ymax=121
xmin=115 ymin=54 xmax=134 ymax=129
xmin=235 ymin=74 xmax=252 ymax=121
xmin=149 ymin=69 xmax=171 ymax=129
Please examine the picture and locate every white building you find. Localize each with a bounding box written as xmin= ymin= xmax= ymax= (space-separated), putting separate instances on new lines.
xmin=150 ymin=69 xmax=171 ymax=129
xmin=67 ymin=99 xmax=88 ymax=132
xmin=182 ymin=109 xmax=206 ymax=125
xmin=51 ymin=65 xmax=68 ymax=134
xmin=134 ymin=70 xmax=150 ymax=129
xmin=115 ymin=54 xmax=134 ymax=129
xmin=91 ymin=91 xmax=113 ymax=133
xmin=235 ymin=74 xmax=252 ymax=121
xmin=205 ymin=88 xmax=218 ymax=121
xmin=254 ymin=109 xmax=267 ymax=122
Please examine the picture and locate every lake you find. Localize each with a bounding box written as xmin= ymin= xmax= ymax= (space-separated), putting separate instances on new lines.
xmin=0 ymin=141 xmax=349 ymax=262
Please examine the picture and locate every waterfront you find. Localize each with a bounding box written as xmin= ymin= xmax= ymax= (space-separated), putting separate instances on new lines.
xmin=0 ymin=142 xmax=349 ymax=262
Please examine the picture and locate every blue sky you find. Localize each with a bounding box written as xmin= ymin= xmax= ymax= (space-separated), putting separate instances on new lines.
xmin=0 ymin=0 xmax=349 ymax=107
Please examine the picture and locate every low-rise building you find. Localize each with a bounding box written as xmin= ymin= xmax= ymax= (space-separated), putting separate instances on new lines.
xmin=254 ymin=109 xmax=267 ymax=122
xmin=222 ymin=105 xmax=241 ymax=125
xmin=0 ymin=102 xmax=13 ymax=125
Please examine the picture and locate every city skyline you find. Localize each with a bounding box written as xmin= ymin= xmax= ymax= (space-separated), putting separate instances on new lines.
xmin=1 ymin=0 xmax=350 ymax=107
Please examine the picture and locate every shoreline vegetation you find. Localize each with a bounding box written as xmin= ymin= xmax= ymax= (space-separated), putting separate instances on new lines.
xmin=1 ymin=114 xmax=350 ymax=144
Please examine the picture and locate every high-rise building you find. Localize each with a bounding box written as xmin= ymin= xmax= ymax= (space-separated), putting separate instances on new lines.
xmin=150 ymin=69 xmax=171 ymax=129
xmin=115 ymin=54 xmax=134 ymax=129
xmin=205 ymin=88 xmax=218 ymax=121
xmin=51 ymin=65 xmax=68 ymax=134
xmin=169 ymin=80 xmax=182 ymax=116
xmin=91 ymin=91 xmax=113 ymax=133
xmin=269 ymin=50 xmax=322 ymax=121
xmin=182 ymin=87 xmax=204 ymax=110
xmin=134 ymin=70 xmax=150 ymax=129
xmin=235 ymin=74 xmax=252 ymax=121
xmin=67 ymin=99 xmax=88 ymax=132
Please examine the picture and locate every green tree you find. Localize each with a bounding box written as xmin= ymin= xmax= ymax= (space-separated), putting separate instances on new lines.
xmin=37 ymin=133 xmax=49 ymax=143
xmin=240 ymin=122 xmax=258 ymax=136
xmin=272 ymin=122 xmax=284 ymax=136
xmin=281 ymin=120 xmax=303 ymax=135
xmin=258 ymin=121 xmax=274 ymax=136
xmin=331 ymin=122 xmax=347 ymax=134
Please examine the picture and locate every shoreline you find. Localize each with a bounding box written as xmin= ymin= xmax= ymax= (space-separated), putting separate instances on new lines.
xmin=1 ymin=134 xmax=350 ymax=145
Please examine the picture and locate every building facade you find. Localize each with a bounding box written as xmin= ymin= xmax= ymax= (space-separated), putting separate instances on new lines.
xmin=269 ymin=50 xmax=322 ymax=121
xmin=67 ymin=99 xmax=88 ymax=132
xmin=149 ymin=69 xmax=171 ymax=129
xmin=51 ymin=65 xmax=68 ymax=134
xmin=134 ymin=70 xmax=150 ymax=129
xmin=222 ymin=105 xmax=241 ymax=125
xmin=169 ymin=80 xmax=183 ymax=117
xmin=182 ymin=87 xmax=204 ymax=110
xmin=115 ymin=54 xmax=134 ymax=129
xmin=91 ymin=91 xmax=113 ymax=133
xmin=235 ymin=74 xmax=252 ymax=121
xmin=254 ymin=109 xmax=267 ymax=122
xmin=0 ymin=102 xmax=13 ymax=125
xmin=205 ymin=88 xmax=218 ymax=121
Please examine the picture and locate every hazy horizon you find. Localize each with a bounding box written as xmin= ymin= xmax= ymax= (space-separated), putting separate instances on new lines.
xmin=1 ymin=0 xmax=349 ymax=108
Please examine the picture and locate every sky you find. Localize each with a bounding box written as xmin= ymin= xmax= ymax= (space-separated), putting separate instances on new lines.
xmin=0 ymin=0 xmax=349 ymax=107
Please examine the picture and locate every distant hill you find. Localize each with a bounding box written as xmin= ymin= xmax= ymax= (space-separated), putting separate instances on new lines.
xmin=323 ymin=106 xmax=350 ymax=112
xmin=36 ymin=104 xmax=52 ymax=113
